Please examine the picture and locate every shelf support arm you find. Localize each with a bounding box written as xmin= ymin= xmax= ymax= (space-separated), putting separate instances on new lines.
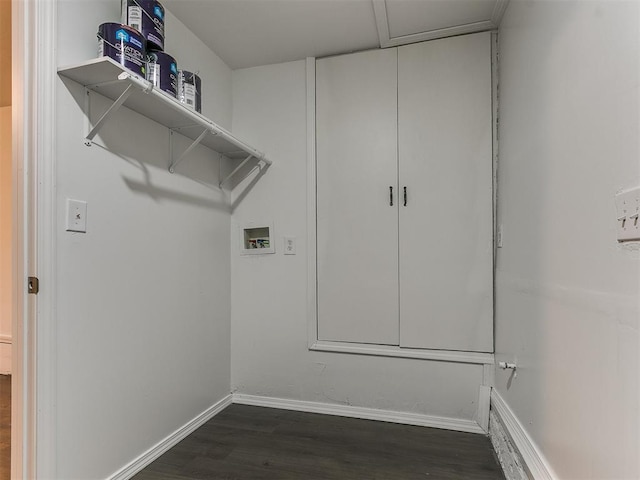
xmin=85 ymin=83 xmax=136 ymax=144
xmin=219 ymin=153 xmax=256 ymax=188
xmin=169 ymin=128 xmax=210 ymax=173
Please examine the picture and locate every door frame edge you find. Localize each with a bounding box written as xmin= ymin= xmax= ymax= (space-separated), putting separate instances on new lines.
xmin=12 ymin=0 xmax=58 ymax=477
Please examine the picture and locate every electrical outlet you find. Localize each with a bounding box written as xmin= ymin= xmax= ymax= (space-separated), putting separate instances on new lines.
xmin=615 ymin=187 xmax=640 ymax=242
xmin=66 ymin=199 xmax=87 ymax=233
xmin=284 ymin=236 xmax=296 ymax=255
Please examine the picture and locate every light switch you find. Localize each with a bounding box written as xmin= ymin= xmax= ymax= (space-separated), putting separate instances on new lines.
xmin=284 ymin=236 xmax=296 ymax=255
xmin=66 ymin=199 xmax=87 ymax=233
xmin=615 ymin=187 xmax=640 ymax=242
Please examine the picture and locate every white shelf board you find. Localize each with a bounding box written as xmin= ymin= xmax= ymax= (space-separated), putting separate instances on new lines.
xmin=58 ymin=57 xmax=267 ymax=161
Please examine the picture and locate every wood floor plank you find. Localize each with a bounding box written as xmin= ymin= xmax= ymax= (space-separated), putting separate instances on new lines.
xmin=134 ymin=404 xmax=504 ymax=480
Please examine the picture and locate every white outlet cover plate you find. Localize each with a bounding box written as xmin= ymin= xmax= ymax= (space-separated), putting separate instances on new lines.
xmin=66 ymin=199 xmax=87 ymax=233
xmin=284 ymin=236 xmax=296 ymax=255
xmin=615 ymin=186 xmax=640 ymax=242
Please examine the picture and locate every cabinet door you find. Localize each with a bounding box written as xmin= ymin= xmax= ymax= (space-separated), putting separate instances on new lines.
xmin=398 ymin=32 xmax=493 ymax=352
xmin=316 ymin=49 xmax=399 ymax=345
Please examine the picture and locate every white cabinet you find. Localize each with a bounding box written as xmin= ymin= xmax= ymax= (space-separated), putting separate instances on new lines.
xmin=316 ymin=48 xmax=399 ymax=345
xmin=316 ymin=32 xmax=493 ymax=353
xmin=397 ymin=33 xmax=493 ymax=352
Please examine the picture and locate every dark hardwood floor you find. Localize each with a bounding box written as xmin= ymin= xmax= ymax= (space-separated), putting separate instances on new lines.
xmin=134 ymin=404 xmax=505 ymax=480
xmin=0 ymin=375 xmax=10 ymax=480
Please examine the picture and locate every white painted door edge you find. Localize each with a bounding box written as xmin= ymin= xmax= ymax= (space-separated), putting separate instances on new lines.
xmin=13 ymin=0 xmax=58 ymax=477
xmin=107 ymin=394 xmax=233 ymax=480
xmin=490 ymin=390 xmax=558 ymax=480
xmin=232 ymin=393 xmax=485 ymax=435
xmin=306 ymin=57 xmax=318 ymax=350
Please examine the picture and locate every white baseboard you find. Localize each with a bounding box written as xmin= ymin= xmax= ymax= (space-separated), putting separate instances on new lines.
xmin=490 ymin=390 xmax=557 ymax=480
xmin=0 ymin=342 xmax=11 ymax=375
xmin=232 ymin=393 xmax=485 ymax=434
xmin=107 ymin=394 xmax=233 ymax=480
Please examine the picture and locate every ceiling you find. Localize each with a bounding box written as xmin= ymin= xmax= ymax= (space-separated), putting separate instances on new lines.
xmin=163 ymin=0 xmax=508 ymax=70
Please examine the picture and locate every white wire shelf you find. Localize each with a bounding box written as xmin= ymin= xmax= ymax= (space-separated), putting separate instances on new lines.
xmin=58 ymin=57 xmax=271 ymax=185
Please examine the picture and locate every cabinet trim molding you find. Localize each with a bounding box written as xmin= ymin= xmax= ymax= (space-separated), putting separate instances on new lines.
xmin=372 ymin=0 xmax=509 ymax=48
xmin=305 ymin=57 xmax=318 ymax=350
xmin=310 ymin=341 xmax=494 ymax=365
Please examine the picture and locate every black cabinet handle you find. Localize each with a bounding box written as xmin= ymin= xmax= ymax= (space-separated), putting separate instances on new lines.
xmin=403 ymin=186 xmax=407 ymax=206
xmin=389 ymin=186 xmax=393 ymax=206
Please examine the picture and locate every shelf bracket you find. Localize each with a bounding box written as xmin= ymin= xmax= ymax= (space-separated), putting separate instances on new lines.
xmin=219 ymin=153 xmax=256 ymax=188
xmin=169 ymin=127 xmax=211 ymax=173
xmin=85 ymin=83 xmax=136 ymax=145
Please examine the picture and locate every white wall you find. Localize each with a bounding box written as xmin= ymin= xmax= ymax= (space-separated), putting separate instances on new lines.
xmin=495 ymin=1 xmax=640 ymax=478
xmin=56 ymin=3 xmax=232 ymax=478
xmin=230 ymin=60 xmax=485 ymax=422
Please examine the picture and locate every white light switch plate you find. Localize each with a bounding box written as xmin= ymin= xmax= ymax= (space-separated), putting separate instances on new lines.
xmin=66 ymin=199 xmax=87 ymax=233
xmin=284 ymin=236 xmax=296 ymax=255
xmin=615 ymin=187 xmax=640 ymax=242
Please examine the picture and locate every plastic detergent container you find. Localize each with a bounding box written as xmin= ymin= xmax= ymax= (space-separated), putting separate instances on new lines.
xmin=122 ymin=0 xmax=165 ymax=51
xmin=97 ymin=23 xmax=146 ymax=77
xmin=147 ymin=51 xmax=178 ymax=97
xmin=178 ymin=70 xmax=202 ymax=113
